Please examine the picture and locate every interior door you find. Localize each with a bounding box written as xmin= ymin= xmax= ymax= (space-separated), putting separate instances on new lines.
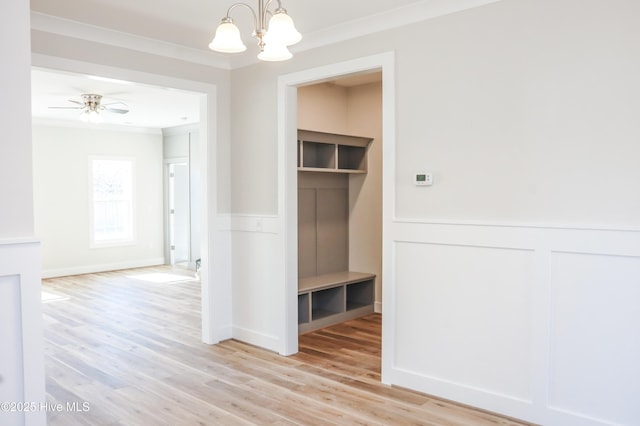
xmin=169 ymin=162 xmax=190 ymax=265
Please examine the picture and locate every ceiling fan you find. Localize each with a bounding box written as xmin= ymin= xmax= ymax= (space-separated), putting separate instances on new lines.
xmin=49 ymin=94 xmax=129 ymax=123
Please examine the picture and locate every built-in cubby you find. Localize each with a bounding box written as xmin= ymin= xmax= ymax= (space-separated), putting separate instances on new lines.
xmin=298 ymin=129 xmax=372 ymax=173
xmin=298 ymin=293 xmax=310 ymax=324
xmin=298 ymin=129 xmax=376 ymax=334
xmin=298 ymin=271 xmax=375 ymax=334
xmin=346 ymin=279 xmax=374 ymax=311
xmin=312 ymin=286 xmax=344 ymax=320
xmin=301 ymin=140 xmax=335 ymax=169
xmin=337 ymin=144 xmax=367 ymax=171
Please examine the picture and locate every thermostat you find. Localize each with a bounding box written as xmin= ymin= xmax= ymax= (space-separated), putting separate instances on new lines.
xmin=415 ymin=172 xmax=433 ymax=186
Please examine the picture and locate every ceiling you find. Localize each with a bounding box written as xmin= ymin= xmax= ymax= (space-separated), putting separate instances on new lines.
xmin=29 ymin=0 xmax=495 ymax=129
xmin=31 ymin=68 xmax=202 ymax=129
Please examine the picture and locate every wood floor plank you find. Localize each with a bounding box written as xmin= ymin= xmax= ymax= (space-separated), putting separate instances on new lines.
xmin=41 ymin=266 xmax=534 ymax=426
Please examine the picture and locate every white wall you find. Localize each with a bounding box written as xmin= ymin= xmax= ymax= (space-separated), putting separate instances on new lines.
xmin=393 ymin=0 xmax=640 ymax=226
xmin=228 ymin=0 xmax=640 ymax=424
xmin=33 ymin=124 xmax=164 ymax=277
xmin=1 ymin=2 xmax=46 ymax=425
xmin=1 ymin=11 xmax=34 ymax=238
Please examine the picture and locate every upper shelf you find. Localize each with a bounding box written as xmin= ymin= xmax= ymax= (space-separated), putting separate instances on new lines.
xmin=297 ymin=129 xmax=373 ymax=174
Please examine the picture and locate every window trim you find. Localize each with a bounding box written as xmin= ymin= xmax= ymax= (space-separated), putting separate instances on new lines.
xmin=88 ymin=156 xmax=137 ymax=248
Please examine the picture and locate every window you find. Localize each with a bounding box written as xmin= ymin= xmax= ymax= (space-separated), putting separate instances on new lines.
xmin=90 ymin=157 xmax=135 ymax=246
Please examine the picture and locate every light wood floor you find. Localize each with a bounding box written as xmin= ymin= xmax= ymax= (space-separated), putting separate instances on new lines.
xmin=41 ymin=266 xmax=531 ymax=425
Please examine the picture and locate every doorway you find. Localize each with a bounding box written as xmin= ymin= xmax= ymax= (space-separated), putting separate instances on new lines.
xmin=31 ymin=59 xmax=224 ymax=344
xmin=295 ymin=75 xmax=383 ymax=337
xmin=277 ymin=53 xmax=396 ymax=369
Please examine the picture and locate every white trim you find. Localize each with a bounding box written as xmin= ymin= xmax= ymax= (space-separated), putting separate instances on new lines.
xmin=213 ymin=214 xmax=280 ymax=233
xmin=394 ymin=217 xmax=640 ymax=233
xmin=0 ymin=237 xmax=40 ymax=245
xmin=163 ymin=158 xmax=190 ymax=266
xmin=32 ymin=53 xmax=218 ymax=95
xmin=41 ymin=257 xmax=165 ymax=279
xmin=30 ymin=12 xmax=230 ymax=70
xmin=277 ymin=52 xmax=396 ymax=358
xmin=231 ymin=326 xmax=280 ymax=352
xmin=233 ymin=214 xmax=279 ymax=234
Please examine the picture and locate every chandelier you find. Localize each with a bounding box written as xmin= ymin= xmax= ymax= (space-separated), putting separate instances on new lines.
xmin=209 ymin=0 xmax=302 ymax=61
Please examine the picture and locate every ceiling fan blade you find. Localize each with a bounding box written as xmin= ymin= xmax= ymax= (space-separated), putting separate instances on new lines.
xmin=102 ymin=101 xmax=129 ymax=114
xmin=103 ymin=101 xmax=128 ymax=108
xmin=48 ymin=106 xmax=83 ymax=109
xmin=104 ymin=107 xmax=129 ymax=114
xmin=68 ymin=99 xmax=84 ymax=105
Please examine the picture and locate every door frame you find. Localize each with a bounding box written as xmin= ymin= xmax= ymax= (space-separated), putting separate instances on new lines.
xmin=164 ymin=158 xmax=190 ymax=265
xmin=31 ymin=53 xmax=225 ymax=345
xmin=277 ymin=52 xmax=396 ymax=379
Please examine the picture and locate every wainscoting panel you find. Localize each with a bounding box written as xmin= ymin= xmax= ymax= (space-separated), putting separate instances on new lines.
xmin=229 ymin=221 xmax=283 ymax=353
xmin=0 ymin=239 xmax=45 ymax=426
xmin=548 ymin=251 xmax=640 ymax=425
xmin=0 ymin=274 xmax=25 ymax=426
xmin=394 ymin=242 xmax=535 ymax=402
xmin=384 ymin=220 xmax=640 ymax=425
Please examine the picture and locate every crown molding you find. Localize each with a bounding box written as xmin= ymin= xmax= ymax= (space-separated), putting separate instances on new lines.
xmin=32 ymin=0 xmax=503 ymax=71
xmin=229 ymin=0 xmax=504 ymax=69
xmin=30 ymin=12 xmax=231 ymax=70
xmin=300 ymin=0 xmax=503 ymax=52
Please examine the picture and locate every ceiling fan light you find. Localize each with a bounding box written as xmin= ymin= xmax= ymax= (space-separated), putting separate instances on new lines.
xmin=264 ymin=10 xmax=301 ymax=46
xmin=79 ymin=110 xmax=90 ymax=123
xmin=209 ymin=20 xmax=247 ymax=53
xmin=257 ymin=43 xmax=292 ymax=61
xmin=90 ymin=110 xmax=103 ymax=124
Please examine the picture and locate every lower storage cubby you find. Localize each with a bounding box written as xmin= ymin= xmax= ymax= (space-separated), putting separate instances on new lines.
xmin=298 ymin=271 xmax=375 ymax=334
xmin=312 ymin=286 xmax=344 ymax=320
xmin=346 ymin=279 xmax=374 ymax=311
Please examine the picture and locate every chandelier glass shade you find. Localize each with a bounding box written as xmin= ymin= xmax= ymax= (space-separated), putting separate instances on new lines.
xmin=208 ymin=19 xmax=247 ymax=53
xmin=263 ymin=10 xmax=301 ymax=46
xmin=209 ymin=0 xmax=301 ymax=61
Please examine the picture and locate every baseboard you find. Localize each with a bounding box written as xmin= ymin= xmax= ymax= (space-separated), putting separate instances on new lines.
xmin=375 ymin=301 xmax=382 ymax=313
xmin=232 ymin=325 xmax=280 ymax=353
xmin=42 ymin=257 xmax=166 ymax=278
